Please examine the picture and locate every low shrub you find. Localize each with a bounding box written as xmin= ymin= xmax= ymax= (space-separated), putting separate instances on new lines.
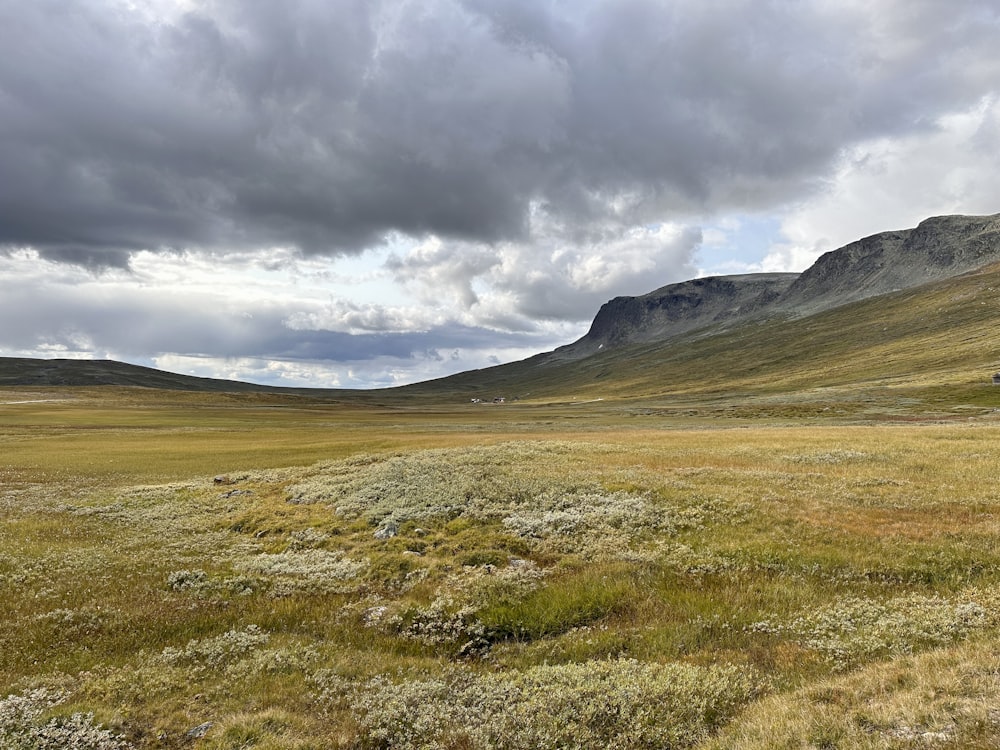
xmin=340 ymin=659 xmax=762 ymax=750
xmin=749 ymin=587 xmax=1000 ymax=668
xmin=160 ymin=625 xmax=270 ymax=669
xmin=0 ymin=688 xmax=132 ymax=750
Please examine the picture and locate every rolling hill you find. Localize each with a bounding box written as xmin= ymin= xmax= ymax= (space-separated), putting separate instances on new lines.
xmin=0 ymin=357 xmax=281 ymax=392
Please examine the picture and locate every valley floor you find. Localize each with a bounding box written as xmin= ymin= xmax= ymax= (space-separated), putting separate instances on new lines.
xmin=4 ymin=387 xmax=1000 ymax=748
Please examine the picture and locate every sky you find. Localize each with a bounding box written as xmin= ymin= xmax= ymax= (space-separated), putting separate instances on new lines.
xmin=2 ymin=0 xmax=999 ymax=389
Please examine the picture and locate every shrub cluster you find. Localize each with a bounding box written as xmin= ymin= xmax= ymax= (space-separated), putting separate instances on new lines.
xmin=751 ymin=587 xmax=1000 ymax=668
xmin=160 ymin=624 xmax=270 ymax=669
xmin=286 ymin=444 xmax=586 ymax=521
xmin=334 ymin=659 xmax=761 ymax=750
xmin=364 ymin=560 xmax=546 ymax=654
xmin=0 ymin=688 xmax=132 ymax=750
xmin=500 ymin=490 xmax=675 ymax=557
xmin=782 ymin=449 xmax=871 ymax=464
xmin=235 ymin=548 xmax=368 ymax=594
xmin=166 ymin=568 xmax=208 ymax=591
xmin=286 ymin=444 xmax=680 ymax=560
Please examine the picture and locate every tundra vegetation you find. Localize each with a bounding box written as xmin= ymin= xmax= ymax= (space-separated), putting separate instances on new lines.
xmin=2 ymin=385 xmax=1000 ymax=750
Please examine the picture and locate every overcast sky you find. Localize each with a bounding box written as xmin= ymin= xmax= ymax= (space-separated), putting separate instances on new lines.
xmin=2 ymin=0 xmax=999 ymax=388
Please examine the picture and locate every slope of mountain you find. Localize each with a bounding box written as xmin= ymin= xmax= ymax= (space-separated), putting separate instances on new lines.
xmin=415 ymin=256 xmax=1000 ymax=406
xmin=555 ymin=273 xmax=799 ymax=359
xmin=775 ymin=213 xmax=1000 ymax=316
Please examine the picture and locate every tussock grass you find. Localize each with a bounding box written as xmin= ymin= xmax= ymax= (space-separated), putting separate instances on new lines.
xmin=478 ymin=563 xmax=638 ymax=641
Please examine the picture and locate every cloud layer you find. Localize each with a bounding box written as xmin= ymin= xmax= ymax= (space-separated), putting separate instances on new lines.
xmin=1 ymin=0 xmax=999 ymax=385
xmin=6 ymin=0 xmax=999 ymax=264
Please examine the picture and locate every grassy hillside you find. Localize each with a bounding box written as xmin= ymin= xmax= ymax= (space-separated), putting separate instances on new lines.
xmin=0 ymin=358 xmax=270 ymax=391
xmin=4 ymin=265 xmax=1000 ymax=748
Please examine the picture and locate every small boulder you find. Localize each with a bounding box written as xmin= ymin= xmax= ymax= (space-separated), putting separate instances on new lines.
xmin=374 ymin=522 xmax=399 ymax=540
xmin=186 ymin=722 xmax=213 ymax=739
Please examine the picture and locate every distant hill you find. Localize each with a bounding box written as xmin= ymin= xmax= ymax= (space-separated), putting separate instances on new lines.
xmin=0 ymin=357 xmax=274 ymax=392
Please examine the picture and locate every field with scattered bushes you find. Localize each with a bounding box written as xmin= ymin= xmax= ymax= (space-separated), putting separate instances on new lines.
xmin=4 ymin=387 xmax=1000 ymax=748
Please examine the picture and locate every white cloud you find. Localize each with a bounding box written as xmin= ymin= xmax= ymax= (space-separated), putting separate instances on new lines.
xmin=763 ymin=97 xmax=1000 ymax=272
xmin=153 ymin=354 xmax=346 ymax=388
xmin=285 ymin=300 xmax=444 ymax=334
xmin=386 ymin=217 xmax=700 ymax=329
xmin=0 ymin=245 xmax=581 ymax=387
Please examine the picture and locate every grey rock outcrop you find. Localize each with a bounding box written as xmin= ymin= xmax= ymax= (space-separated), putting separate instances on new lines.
xmin=561 ymin=273 xmax=798 ymax=357
xmin=374 ymin=521 xmax=399 ymax=540
xmin=775 ymin=213 xmax=1000 ymax=316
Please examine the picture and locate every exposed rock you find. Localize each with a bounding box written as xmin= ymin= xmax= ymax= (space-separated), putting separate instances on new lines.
xmin=556 ymin=273 xmax=799 ymax=358
xmin=775 ymin=213 xmax=1000 ymax=316
xmin=374 ymin=522 xmax=399 ymax=540
xmin=221 ymin=489 xmax=254 ymax=498
xmin=186 ymin=722 xmax=213 ymax=739
xmin=772 ymin=230 xmax=910 ymax=316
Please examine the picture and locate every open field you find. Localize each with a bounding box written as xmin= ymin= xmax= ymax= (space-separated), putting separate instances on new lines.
xmin=4 ymin=386 xmax=1000 ymax=748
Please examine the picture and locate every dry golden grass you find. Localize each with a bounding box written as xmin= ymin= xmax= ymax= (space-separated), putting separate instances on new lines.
xmin=705 ymin=638 xmax=1000 ymax=749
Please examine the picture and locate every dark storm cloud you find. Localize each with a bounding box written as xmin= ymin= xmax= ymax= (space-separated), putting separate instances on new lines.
xmin=3 ymin=0 xmax=998 ymax=267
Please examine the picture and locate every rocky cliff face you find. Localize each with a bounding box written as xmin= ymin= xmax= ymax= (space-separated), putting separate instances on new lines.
xmin=559 ymin=212 xmax=1000 ymax=357
xmin=557 ymin=273 xmax=799 ymax=358
xmin=775 ymin=213 xmax=1000 ymax=315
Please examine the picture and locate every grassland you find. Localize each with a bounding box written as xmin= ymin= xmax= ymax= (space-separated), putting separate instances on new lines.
xmin=3 ymin=382 xmax=1000 ymax=749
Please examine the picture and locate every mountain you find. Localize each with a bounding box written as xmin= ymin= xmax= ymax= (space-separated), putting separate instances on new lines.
xmin=775 ymin=212 xmax=1000 ymax=316
xmin=424 ymin=253 xmax=1000 ymax=407
xmin=564 ymin=212 xmax=1000 ymax=355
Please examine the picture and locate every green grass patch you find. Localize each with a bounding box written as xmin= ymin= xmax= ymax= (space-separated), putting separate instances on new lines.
xmin=479 ymin=564 xmax=637 ymax=641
